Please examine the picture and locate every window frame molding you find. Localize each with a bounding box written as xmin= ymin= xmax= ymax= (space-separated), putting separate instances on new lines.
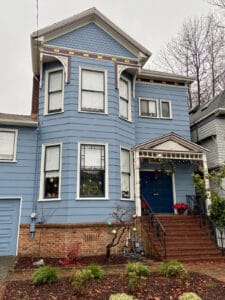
xmin=160 ymin=99 xmax=172 ymax=119
xmin=44 ymin=67 xmax=64 ymax=116
xmin=78 ymin=66 xmax=108 ymax=115
xmin=0 ymin=128 xmax=18 ymax=163
xmin=119 ymin=76 xmax=132 ymax=122
xmin=120 ymin=146 xmax=134 ymax=201
xmin=76 ymin=141 xmax=109 ymax=200
xmin=139 ymin=97 xmax=159 ymax=118
xmin=39 ymin=142 xmax=62 ymax=201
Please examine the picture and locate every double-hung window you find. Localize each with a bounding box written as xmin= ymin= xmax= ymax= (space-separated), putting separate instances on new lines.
xmin=160 ymin=100 xmax=172 ymax=118
xmin=140 ymin=98 xmax=158 ymax=118
xmin=45 ymin=68 xmax=63 ymax=114
xmin=79 ymin=144 xmax=107 ymax=198
xmin=41 ymin=144 xmax=61 ymax=200
xmin=121 ymin=148 xmax=132 ymax=199
xmin=0 ymin=129 xmax=17 ymax=162
xmin=119 ymin=77 xmax=131 ymax=121
xmin=80 ymin=68 xmax=107 ymax=113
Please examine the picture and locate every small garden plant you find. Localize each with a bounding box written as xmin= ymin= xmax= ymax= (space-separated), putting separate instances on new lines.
xmin=58 ymin=243 xmax=80 ymax=266
xmin=126 ymin=262 xmax=150 ymax=291
xmin=70 ymin=264 xmax=104 ymax=293
xmin=109 ymin=293 xmax=135 ymax=300
xmin=160 ymin=260 xmax=187 ymax=278
xmin=32 ymin=265 xmax=58 ymax=285
xmin=178 ymin=292 xmax=202 ymax=300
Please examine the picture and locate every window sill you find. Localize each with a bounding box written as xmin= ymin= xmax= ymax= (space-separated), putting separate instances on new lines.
xmin=139 ymin=115 xmax=158 ymax=119
xmin=38 ymin=198 xmax=61 ymax=202
xmin=0 ymin=159 xmax=17 ymax=163
xmin=76 ymin=197 xmax=109 ymax=201
xmin=78 ymin=110 xmax=108 ymax=115
xmin=44 ymin=111 xmax=64 ymax=116
xmin=121 ymin=198 xmax=134 ymax=201
xmin=119 ymin=116 xmax=132 ymax=123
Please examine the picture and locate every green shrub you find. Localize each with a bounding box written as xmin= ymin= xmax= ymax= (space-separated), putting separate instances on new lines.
xmin=126 ymin=262 xmax=150 ymax=277
xmin=178 ymin=292 xmax=202 ymax=300
xmin=109 ymin=293 xmax=135 ymax=300
xmin=160 ymin=260 xmax=187 ymax=278
xmin=86 ymin=264 xmax=104 ymax=279
xmin=32 ymin=265 xmax=58 ymax=285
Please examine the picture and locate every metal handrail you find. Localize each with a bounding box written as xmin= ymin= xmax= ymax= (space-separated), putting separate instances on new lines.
xmin=141 ymin=195 xmax=167 ymax=258
xmin=186 ymin=194 xmax=225 ymax=256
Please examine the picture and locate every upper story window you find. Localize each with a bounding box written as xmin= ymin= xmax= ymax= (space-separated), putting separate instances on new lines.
xmin=79 ymin=68 xmax=107 ymax=113
xmin=0 ymin=129 xmax=17 ymax=162
xmin=140 ymin=98 xmax=158 ymax=118
xmin=40 ymin=143 xmax=61 ymax=200
xmin=160 ymin=100 xmax=172 ymax=118
xmin=119 ymin=77 xmax=131 ymax=121
xmin=78 ymin=143 xmax=108 ymax=199
xmin=45 ymin=68 xmax=64 ymax=115
xmin=121 ymin=148 xmax=132 ymax=199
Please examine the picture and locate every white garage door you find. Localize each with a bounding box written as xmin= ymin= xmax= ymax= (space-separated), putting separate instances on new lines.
xmin=0 ymin=199 xmax=20 ymax=256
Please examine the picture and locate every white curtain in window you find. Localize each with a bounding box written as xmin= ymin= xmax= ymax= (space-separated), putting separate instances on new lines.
xmin=121 ymin=149 xmax=130 ymax=173
xmin=0 ymin=131 xmax=15 ymax=159
xmin=45 ymin=145 xmax=60 ymax=171
xmin=149 ymin=101 xmax=156 ymax=114
xmin=82 ymin=70 xmax=104 ymax=92
xmin=84 ymin=146 xmax=103 ymax=168
xmin=49 ymin=71 xmax=62 ymax=92
xmin=121 ymin=173 xmax=130 ymax=194
xmin=82 ymin=91 xmax=104 ymax=110
xmin=119 ymin=99 xmax=128 ymax=118
xmin=120 ymin=79 xmax=128 ymax=99
xmin=49 ymin=93 xmax=62 ymax=111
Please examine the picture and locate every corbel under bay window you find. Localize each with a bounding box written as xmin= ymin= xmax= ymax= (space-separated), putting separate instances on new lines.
xmin=0 ymin=129 xmax=18 ymax=162
xmin=79 ymin=67 xmax=107 ymax=113
xmin=121 ymin=148 xmax=133 ymax=200
xmin=78 ymin=143 xmax=108 ymax=199
xmin=40 ymin=143 xmax=61 ymax=200
xmin=119 ymin=77 xmax=131 ymax=121
xmin=45 ymin=68 xmax=64 ymax=115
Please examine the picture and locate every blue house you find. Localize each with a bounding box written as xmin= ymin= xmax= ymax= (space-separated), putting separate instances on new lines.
xmin=0 ymin=8 xmax=209 ymax=257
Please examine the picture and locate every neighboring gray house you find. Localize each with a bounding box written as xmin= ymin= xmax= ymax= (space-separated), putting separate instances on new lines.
xmin=189 ymin=90 xmax=225 ymax=171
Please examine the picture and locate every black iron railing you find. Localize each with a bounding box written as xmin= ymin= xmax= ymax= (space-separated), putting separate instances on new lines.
xmin=141 ymin=196 xmax=167 ymax=258
xmin=186 ymin=195 xmax=225 ymax=256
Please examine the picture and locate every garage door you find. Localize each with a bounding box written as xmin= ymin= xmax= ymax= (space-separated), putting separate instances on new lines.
xmin=0 ymin=199 xmax=20 ymax=256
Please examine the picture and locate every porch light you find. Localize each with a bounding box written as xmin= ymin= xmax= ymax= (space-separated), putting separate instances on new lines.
xmin=133 ymin=227 xmax=137 ymax=232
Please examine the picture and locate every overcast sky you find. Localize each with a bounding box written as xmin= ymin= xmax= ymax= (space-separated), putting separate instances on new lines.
xmin=0 ymin=0 xmax=214 ymax=115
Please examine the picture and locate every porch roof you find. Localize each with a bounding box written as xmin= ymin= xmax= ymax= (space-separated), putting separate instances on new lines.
xmin=132 ymin=132 xmax=208 ymax=160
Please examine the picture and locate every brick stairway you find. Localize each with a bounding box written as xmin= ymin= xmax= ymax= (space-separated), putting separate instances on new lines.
xmin=142 ymin=214 xmax=225 ymax=262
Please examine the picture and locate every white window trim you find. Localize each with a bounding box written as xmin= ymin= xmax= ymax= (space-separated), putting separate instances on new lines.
xmin=160 ymin=99 xmax=172 ymax=119
xmin=39 ymin=142 xmax=62 ymax=201
xmin=119 ymin=76 xmax=132 ymax=122
xmin=44 ymin=67 xmax=64 ymax=116
xmin=120 ymin=146 xmax=134 ymax=201
xmin=76 ymin=141 xmax=109 ymax=200
xmin=0 ymin=128 xmax=18 ymax=162
xmin=78 ymin=66 xmax=108 ymax=114
xmin=139 ymin=97 xmax=159 ymax=118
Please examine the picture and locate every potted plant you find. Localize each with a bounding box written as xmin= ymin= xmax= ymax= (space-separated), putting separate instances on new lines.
xmin=173 ymin=203 xmax=188 ymax=215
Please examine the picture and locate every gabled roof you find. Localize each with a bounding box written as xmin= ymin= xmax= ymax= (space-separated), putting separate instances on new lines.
xmin=189 ymin=90 xmax=225 ymax=126
xmin=0 ymin=113 xmax=38 ymax=127
xmin=31 ymin=7 xmax=151 ymax=74
xmin=133 ymin=132 xmax=207 ymax=153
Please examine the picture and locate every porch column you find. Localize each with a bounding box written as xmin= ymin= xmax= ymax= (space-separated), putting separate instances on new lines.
xmin=202 ymin=153 xmax=211 ymax=215
xmin=134 ymin=151 xmax=141 ymax=216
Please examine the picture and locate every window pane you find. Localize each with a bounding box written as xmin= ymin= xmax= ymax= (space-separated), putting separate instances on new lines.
xmin=45 ymin=145 xmax=60 ymax=171
xmin=49 ymin=71 xmax=62 ymax=92
xmin=49 ymin=92 xmax=62 ymax=112
xmin=121 ymin=173 xmax=130 ymax=198
xmin=120 ymin=79 xmax=128 ymax=99
xmin=81 ymin=145 xmax=105 ymax=169
xmin=82 ymin=69 xmax=104 ymax=91
xmin=119 ymin=98 xmax=128 ymax=119
xmin=0 ymin=131 xmax=15 ymax=160
xmin=140 ymin=100 xmax=149 ymax=115
xmin=44 ymin=176 xmax=59 ymax=198
xmin=80 ymin=170 xmax=105 ymax=197
xmin=161 ymin=101 xmax=170 ymax=118
xmin=81 ymin=91 xmax=104 ymax=111
xmin=121 ymin=149 xmax=130 ymax=173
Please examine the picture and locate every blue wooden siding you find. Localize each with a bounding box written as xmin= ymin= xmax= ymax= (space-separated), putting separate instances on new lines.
xmin=47 ymin=23 xmax=136 ymax=59
xmin=135 ymin=82 xmax=191 ymax=144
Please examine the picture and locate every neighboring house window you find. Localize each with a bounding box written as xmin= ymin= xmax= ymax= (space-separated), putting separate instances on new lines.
xmin=45 ymin=68 xmax=64 ymax=114
xmin=79 ymin=144 xmax=106 ymax=198
xmin=140 ymin=98 xmax=158 ymax=118
xmin=80 ymin=68 xmax=107 ymax=113
xmin=160 ymin=100 xmax=172 ymax=118
xmin=119 ymin=77 xmax=131 ymax=121
xmin=121 ymin=148 xmax=131 ymax=199
xmin=41 ymin=144 xmax=61 ymax=199
xmin=0 ymin=129 xmax=17 ymax=162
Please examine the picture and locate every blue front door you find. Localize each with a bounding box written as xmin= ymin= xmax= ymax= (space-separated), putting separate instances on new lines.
xmin=140 ymin=171 xmax=173 ymax=213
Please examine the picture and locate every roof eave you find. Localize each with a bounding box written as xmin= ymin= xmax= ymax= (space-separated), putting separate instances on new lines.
xmin=0 ymin=117 xmax=38 ymax=128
